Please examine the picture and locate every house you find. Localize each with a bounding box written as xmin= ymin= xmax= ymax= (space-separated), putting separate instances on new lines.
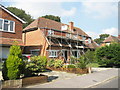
xmin=22 ymin=17 xmax=98 ymax=63
xmin=101 ymin=35 xmax=120 ymax=46
xmin=0 ymin=4 xmax=25 ymax=59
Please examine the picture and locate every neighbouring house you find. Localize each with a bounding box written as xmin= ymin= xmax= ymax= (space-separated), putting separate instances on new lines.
xmin=22 ymin=17 xmax=98 ymax=63
xmin=0 ymin=4 xmax=25 ymax=59
xmin=101 ymin=35 xmax=120 ymax=46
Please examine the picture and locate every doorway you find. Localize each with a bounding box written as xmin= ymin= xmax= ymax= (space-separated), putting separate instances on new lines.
xmin=64 ymin=51 xmax=67 ymax=63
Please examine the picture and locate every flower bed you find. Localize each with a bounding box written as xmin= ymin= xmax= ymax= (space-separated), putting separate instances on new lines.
xmin=2 ymin=74 xmax=48 ymax=88
xmin=47 ymin=67 xmax=89 ymax=74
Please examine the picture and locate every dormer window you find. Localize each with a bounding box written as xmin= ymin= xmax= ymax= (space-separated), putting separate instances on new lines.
xmin=0 ymin=18 xmax=15 ymax=32
xmin=48 ymin=30 xmax=54 ymax=35
xmin=61 ymin=25 xmax=68 ymax=30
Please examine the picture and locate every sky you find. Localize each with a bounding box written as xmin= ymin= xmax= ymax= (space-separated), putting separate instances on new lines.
xmin=1 ymin=0 xmax=119 ymax=39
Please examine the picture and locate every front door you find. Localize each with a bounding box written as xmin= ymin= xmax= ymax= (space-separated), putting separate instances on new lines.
xmin=64 ymin=51 xmax=67 ymax=63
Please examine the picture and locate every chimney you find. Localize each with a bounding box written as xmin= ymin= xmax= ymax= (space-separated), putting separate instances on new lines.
xmin=118 ymin=35 xmax=120 ymax=39
xmin=69 ymin=22 xmax=74 ymax=31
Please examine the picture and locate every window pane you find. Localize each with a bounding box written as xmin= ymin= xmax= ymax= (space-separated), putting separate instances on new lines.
xmin=0 ymin=19 xmax=3 ymax=30
xmin=10 ymin=21 xmax=14 ymax=31
xmin=4 ymin=20 xmax=9 ymax=31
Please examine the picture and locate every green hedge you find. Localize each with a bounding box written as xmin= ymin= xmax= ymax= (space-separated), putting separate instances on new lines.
xmin=95 ymin=43 xmax=120 ymax=67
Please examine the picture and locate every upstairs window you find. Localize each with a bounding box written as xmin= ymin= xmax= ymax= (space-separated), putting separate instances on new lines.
xmin=48 ymin=30 xmax=54 ymax=35
xmin=0 ymin=18 xmax=15 ymax=32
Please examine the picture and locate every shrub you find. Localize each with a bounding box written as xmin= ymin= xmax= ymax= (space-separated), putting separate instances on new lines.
xmin=95 ymin=43 xmax=120 ymax=67
xmin=54 ymin=59 xmax=63 ymax=68
xmin=62 ymin=65 xmax=68 ymax=68
xmin=67 ymin=64 xmax=76 ymax=68
xmin=70 ymin=56 xmax=78 ymax=64
xmin=24 ymin=56 xmax=47 ymax=76
xmin=76 ymin=55 xmax=88 ymax=69
xmin=47 ymin=59 xmax=55 ymax=67
xmin=3 ymin=45 xmax=24 ymax=80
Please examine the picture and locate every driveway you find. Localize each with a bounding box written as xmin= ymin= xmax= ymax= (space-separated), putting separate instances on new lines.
xmin=26 ymin=68 xmax=118 ymax=88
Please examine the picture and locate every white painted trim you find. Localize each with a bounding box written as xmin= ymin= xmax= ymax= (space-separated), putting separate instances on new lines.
xmin=0 ymin=5 xmax=26 ymax=23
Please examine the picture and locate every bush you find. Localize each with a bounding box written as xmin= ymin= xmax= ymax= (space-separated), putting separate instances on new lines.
xmin=95 ymin=43 xmax=120 ymax=67
xmin=47 ymin=59 xmax=55 ymax=67
xmin=67 ymin=64 xmax=76 ymax=68
xmin=24 ymin=56 xmax=47 ymax=76
xmin=76 ymin=55 xmax=88 ymax=69
xmin=70 ymin=56 xmax=78 ymax=64
xmin=54 ymin=59 xmax=63 ymax=68
xmin=3 ymin=45 xmax=24 ymax=80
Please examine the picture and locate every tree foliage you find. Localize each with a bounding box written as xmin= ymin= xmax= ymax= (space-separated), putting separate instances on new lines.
xmin=3 ymin=45 xmax=24 ymax=80
xmin=94 ymin=34 xmax=109 ymax=45
xmin=42 ymin=15 xmax=61 ymax=22
xmin=95 ymin=43 xmax=120 ymax=67
xmin=7 ymin=7 xmax=34 ymax=28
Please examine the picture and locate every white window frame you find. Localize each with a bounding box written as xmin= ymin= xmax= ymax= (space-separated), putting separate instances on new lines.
xmin=0 ymin=18 xmax=15 ymax=33
xmin=48 ymin=30 xmax=54 ymax=35
xmin=48 ymin=50 xmax=59 ymax=57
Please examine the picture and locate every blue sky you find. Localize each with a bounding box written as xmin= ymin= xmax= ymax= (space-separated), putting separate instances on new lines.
xmin=1 ymin=0 xmax=118 ymax=39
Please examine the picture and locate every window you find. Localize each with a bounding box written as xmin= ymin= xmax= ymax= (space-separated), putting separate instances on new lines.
xmin=82 ymin=36 xmax=86 ymax=40
xmin=88 ymin=38 xmax=91 ymax=43
xmin=31 ymin=49 xmax=40 ymax=56
xmin=61 ymin=25 xmax=68 ymax=30
xmin=48 ymin=30 xmax=54 ymax=35
xmin=0 ymin=19 xmax=3 ymax=30
xmin=49 ymin=50 xmax=58 ymax=57
xmin=0 ymin=18 xmax=15 ymax=32
xmin=73 ymin=35 xmax=77 ymax=39
xmin=66 ymin=33 xmax=70 ymax=37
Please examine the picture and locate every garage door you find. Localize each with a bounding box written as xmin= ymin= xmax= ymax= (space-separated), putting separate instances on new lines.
xmin=0 ymin=47 xmax=10 ymax=59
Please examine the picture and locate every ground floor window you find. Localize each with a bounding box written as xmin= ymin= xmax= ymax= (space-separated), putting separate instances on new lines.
xmin=30 ymin=49 xmax=40 ymax=56
xmin=72 ymin=50 xmax=80 ymax=58
xmin=48 ymin=50 xmax=58 ymax=57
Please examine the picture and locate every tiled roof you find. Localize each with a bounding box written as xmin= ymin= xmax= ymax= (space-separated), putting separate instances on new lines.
xmin=103 ymin=35 xmax=120 ymax=43
xmin=85 ymin=41 xmax=99 ymax=49
xmin=0 ymin=37 xmax=23 ymax=46
xmin=23 ymin=17 xmax=89 ymax=37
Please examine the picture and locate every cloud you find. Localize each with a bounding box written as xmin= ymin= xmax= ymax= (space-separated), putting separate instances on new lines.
xmin=102 ymin=27 xmax=118 ymax=35
xmin=9 ymin=2 xmax=76 ymax=19
xmin=86 ymin=27 xmax=118 ymax=39
xmin=82 ymin=2 xmax=118 ymax=19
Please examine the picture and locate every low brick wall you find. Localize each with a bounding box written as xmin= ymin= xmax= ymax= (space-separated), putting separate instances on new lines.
xmin=2 ymin=75 xmax=48 ymax=88
xmin=47 ymin=67 xmax=89 ymax=74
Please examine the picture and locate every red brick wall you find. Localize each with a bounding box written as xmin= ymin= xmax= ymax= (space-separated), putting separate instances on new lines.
xmin=0 ymin=9 xmax=23 ymax=39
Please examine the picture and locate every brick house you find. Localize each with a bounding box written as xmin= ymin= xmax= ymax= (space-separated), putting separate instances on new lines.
xmin=0 ymin=4 xmax=25 ymax=59
xmin=101 ymin=35 xmax=120 ymax=46
xmin=22 ymin=17 xmax=98 ymax=63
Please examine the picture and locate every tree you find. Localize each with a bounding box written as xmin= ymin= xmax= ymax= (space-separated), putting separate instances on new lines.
xmin=42 ymin=15 xmax=61 ymax=22
xmin=95 ymin=42 xmax=120 ymax=67
xmin=7 ymin=7 xmax=34 ymax=28
xmin=94 ymin=34 xmax=109 ymax=45
xmin=5 ymin=45 xmax=24 ymax=80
